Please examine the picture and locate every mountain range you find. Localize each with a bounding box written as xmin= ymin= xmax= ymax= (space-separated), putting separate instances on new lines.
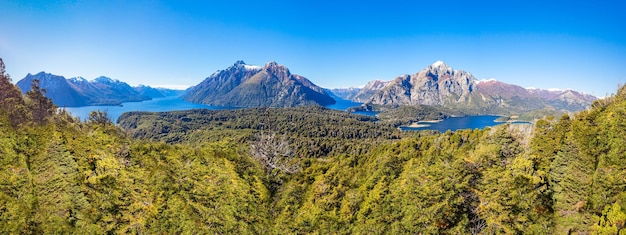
xmin=183 ymin=61 xmax=336 ymax=107
xmin=17 ymin=61 xmax=597 ymax=114
xmin=331 ymin=61 xmax=597 ymax=113
xmin=16 ymin=72 xmax=183 ymax=107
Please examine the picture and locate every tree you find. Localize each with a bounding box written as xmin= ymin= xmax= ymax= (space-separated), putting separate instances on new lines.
xmin=0 ymin=57 xmax=30 ymax=127
xmin=88 ymin=110 xmax=113 ymax=126
xmin=250 ymin=132 xmax=299 ymax=176
xmin=25 ymin=79 xmax=56 ymax=124
xmin=592 ymin=203 xmax=626 ymax=235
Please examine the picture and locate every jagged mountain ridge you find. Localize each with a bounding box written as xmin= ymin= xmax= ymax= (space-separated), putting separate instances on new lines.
xmin=330 ymin=80 xmax=390 ymax=103
xmin=358 ymin=61 xmax=597 ymax=113
xmin=183 ymin=61 xmax=335 ymax=107
xmin=16 ymin=72 xmax=181 ymax=107
xmin=367 ymin=61 xmax=476 ymax=106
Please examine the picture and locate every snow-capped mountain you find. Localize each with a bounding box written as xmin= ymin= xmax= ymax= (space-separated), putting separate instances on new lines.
xmin=353 ymin=61 xmax=597 ymax=113
xmin=17 ymin=72 xmax=88 ymax=107
xmin=16 ymin=72 xmax=182 ymax=107
xmin=367 ymin=61 xmax=475 ymax=106
xmin=184 ymin=61 xmax=335 ymax=107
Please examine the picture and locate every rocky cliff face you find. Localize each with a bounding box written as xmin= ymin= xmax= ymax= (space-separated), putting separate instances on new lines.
xmin=367 ymin=61 xmax=475 ymax=106
xmin=183 ymin=61 xmax=335 ymax=107
xmin=364 ymin=61 xmax=597 ymax=113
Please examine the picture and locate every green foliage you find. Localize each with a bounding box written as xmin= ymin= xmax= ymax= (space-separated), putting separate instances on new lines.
xmin=592 ymin=203 xmax=626 ymax=235
xmin=0 ymin=58 xmax=30 ymax=128
xmin=1 ymin=57 xmax=626 ymax=234
xmin=118 ymin=106 xmax=404 ymax=158
xmin=25 ymin=79 xmax=57 ymax=124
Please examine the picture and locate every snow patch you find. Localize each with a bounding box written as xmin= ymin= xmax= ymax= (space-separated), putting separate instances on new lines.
xmin=68 ymin=76 xmax=88 ymax=83
xmin=431 ymin=61 xmax=445 ymax=67
xmin=547 ymin=88 xmax=570 ymax=92
xmin=244 ymin=64 xmax=261 ymax=70
xmin=476 ymin=78 xmax=497 ymax=84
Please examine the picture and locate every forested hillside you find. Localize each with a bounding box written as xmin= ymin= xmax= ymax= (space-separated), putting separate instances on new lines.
xmin=1 ymin=57 xmax=625 ymax=234
xmin=117 ymin=107 xmax=405 ymax=158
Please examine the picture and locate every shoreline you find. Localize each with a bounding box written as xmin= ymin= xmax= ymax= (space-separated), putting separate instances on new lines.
xmin=418 ymin=119 xmax=443 ymax=124
xmin=404 ymin=119 xmax=443 ymax=128
xmin=406 ymin=123 xmax=431 ymax=128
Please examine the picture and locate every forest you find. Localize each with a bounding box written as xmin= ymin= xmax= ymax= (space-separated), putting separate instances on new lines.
xmin=1 ymin=57 xmax=626 ymax=234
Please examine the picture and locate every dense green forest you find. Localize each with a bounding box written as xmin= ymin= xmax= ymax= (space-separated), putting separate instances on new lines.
xmin=1 ymin=57 xmax=626 ymax=234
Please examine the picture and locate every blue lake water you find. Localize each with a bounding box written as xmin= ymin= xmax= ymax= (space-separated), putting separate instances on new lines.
xmin=64 ymin=96 xmax=374 ymax=122
xmin=64 ymin=96 xmax=235 ymax=122
xmin=400 ymin=115 xmax=530 ymax=132
xmin=64 ymin=97 xmax=527 ymax=132
xmin=324 ymin=97 xmax=378 ymax=116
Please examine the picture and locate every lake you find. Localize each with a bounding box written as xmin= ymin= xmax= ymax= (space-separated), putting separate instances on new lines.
xmin=64 ymin=98 xmax=528 ymax=132
xmin=64 ymin=96 xmax=235 ymax=122
xmin=323 ymin=97 xmax=378 ymax=116
xmin=400 ymin=115 xmax=531 ymax=132
xmin=64 ymin=96 xmax=374 ymax=122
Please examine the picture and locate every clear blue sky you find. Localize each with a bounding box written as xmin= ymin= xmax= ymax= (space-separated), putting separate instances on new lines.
xmin=1 ymin=0 xmax=625 ymax=96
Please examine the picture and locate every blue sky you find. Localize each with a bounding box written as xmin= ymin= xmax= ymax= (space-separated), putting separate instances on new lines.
xmin=1 ymin=0 xmax=625 ymax=96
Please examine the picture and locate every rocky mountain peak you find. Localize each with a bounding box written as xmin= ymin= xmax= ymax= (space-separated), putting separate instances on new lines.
xmin=431 ymin=60 xmax=446 ymax=67
xmin=184 ymin=60 xmax=335 ymax=107
xmin=69 ymin=76 xmax=88 ymax=83
xmin=425 ymin=60 xmax=454 ymax=77
xmin=363 ymin=80 xmax=389 ymax=90
xmin=263 ymin=61 xmax=290 ymax=78
xmin=94 ymin=76 xmax=117 ymax=84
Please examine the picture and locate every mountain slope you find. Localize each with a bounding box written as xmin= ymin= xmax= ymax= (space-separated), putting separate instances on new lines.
xmin=184 ymin=61 xmax=335 ymax=107
xmin=17 ymin=72 xmax=88 ymax=107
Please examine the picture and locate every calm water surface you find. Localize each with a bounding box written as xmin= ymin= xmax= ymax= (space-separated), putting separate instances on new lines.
xmin=64 ymin=96 xmax=235 ymax=122
xmin=64 ymin=97 xmax=526 ymax=132
xmin=400 ymin=115 xmax=530 ymax=132
xmin=324 ymin=97 xmax=378 ymax=116
xmin=65 ymin=96 xmax=374 ymax=122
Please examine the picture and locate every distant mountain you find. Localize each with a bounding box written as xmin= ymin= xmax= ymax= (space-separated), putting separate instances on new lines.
xmin=330 ymin=80 xmax=390 ymax=103
xmin=17 ymin=72 xmax=89 ymax=107
xmin=359 ymin=61 xmax=596 ymax=113
xmin=328 ymin=87 xmax=360 ymax=101
xmin=16 ymin=72 xmax=183 ymax=107
xmin=184 ymin=61 xmax=335 ymax=107
xmin=476 ymin=79 xmax=597 ymax=112
xmin=134 ymin=85 xmax=186 ymax=99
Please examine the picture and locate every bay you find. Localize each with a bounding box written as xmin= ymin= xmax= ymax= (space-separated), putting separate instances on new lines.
xmin=400 ymin=115 xmax=531 ymax=132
